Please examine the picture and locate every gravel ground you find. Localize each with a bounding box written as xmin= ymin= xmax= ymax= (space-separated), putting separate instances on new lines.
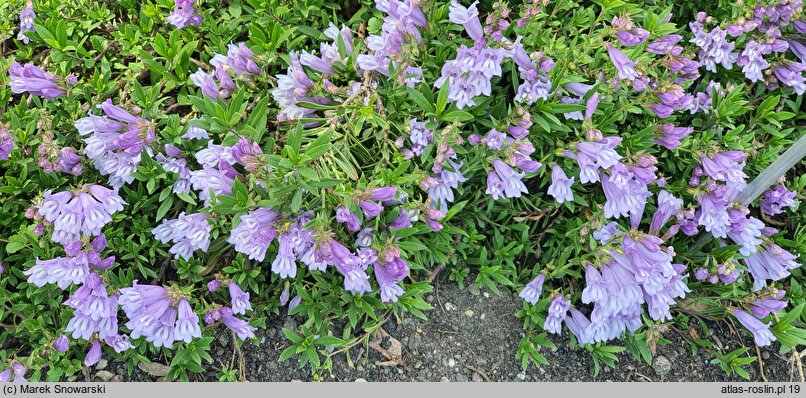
xmin=103 ymin=278 xmax=795 ymax=382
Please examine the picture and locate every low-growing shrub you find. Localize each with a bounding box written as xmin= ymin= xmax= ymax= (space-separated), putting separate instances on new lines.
xmin=0 ymin=0 xmax=804 ymax=381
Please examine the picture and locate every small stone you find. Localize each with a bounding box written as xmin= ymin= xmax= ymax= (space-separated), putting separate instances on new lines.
xmin=464 ymin=310 xmax=475 ymax=317
xmin=652 ymin=355 xmax=672 ymax=376
xmin=483 ymin=292 xmax=490 ymax=298
xmin=425 ymin=295 xmax=434 ymax=303
xmin=471 ymin=373 xmax=484 ymax=382
xmin=96 ymin=359 xmax=108 ymax=370
xmin=138 ymin=362 xmax=171 ymax=377
xmin=448 ymin=358 xmax=456 ymax=368
xmin=762 ymin=351 xmax=770 ymax=360
xmin=440 ymin=376 xmax=450 ymax=382
xmin=217 ymin=333 xmax=229 ymax=347
xmin=112 ymin=375 xmax=124 ymax=382
xmin=456 ymin=374 xmax=469 ymax=382
xmin=416 ymin=327 xmax=423 ymax=333
xmin=444 ymin=302 xmax=456 ymax=311
xmin=480 ymin=313 xmax=486 ymax=320
xmin=517 ymin=372 xmax=526 ymax=380
xmin=95 ymin=371 xmax=114 ymax=381
xmin=355 ymin=378 xmax=367 ymax=382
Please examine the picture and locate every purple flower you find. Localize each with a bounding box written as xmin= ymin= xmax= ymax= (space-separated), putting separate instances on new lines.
xmin=365 ymin=186 xmax=397 ymax=201
xmin=0 ymin=362 xmax=26 ymax=382
xmin=229 ymin=282 xmax=252 ymax=315
xmin=120 ymin=283 xmax=199 ymax=348
xmin=428 ymin=160 xmax=467 ymax=212
xmin=726 ymin=208 xmax=764 ymax=256
xmin=75 ymin=100 xmax=155 ymax=188
xmin=649 ymin=190 xmax=683 ymax=236
xmin=605 ymin=43 xmax=639 ymax=82
xmin=8 ymin=61 xmax=71 ymax=98
xmin=104 ymin=334 xmax=133 ymax=353
xmin=190 ymin=69 xmax=219 ymax=99
xmin=731 ymin=308 xmax=776 ymax=346
xmin=168 ymin=0 xmax=202 ymax=29
xmin=760 ymin=185 xmax=798 ymax=216
xmin=519 ymin=273 xmax=545 ymax=305
xmin=36 ymin=185 xmax=125 ymax=245
xmin=336 ymin=206 xmax=362 ymax=232
xmin=547 ymin=165 xmax=574 ymax=204
xmin=407 ymin=119 xmax=433 ymax=156
xmin=153 ymin=212 xmax=212 ymax=261
xmin=374 ymin=254 xmax=408 ymax=303
xmin=653 ymin=123 xmax=693 ymax=150
xmin=435 ymin=43 xmax=507 ymax=109
xmin=273 ymin=52 xmax=316 ymax=121
xmin=182 ymin=120 xmax=209 ymax=139
xmin=53 ymin=335 xmax=70 ymax=353
xmin=737 ymin=40 xmax=771 ymax=82
xmin=565 ymin=308 xmax=593 ymax=345
xmin=689 ymin=23 xmax=737 ymax=72
xmin=208 ymin=277 xmax=225 ymax=292
xmin=697 ymin=193 xmax=731 ymax=239
xmin=490 ymin=159 xmax=528 ymax=199
xmin=744 ymin=242 xmax=800 ymax=291
xmin=0 ymin=128 xmax=13 ymax=160
xmin=17 ymin=3 xmax=35 ymax=44
xmin=174 ymin=299 xmax=202 ymax=343
xmin=84 ymin=339 xmax=102 ymax=367
xmin=288 ymin=295 xmax=302 ymax=311
xmin=611 ymin=16 xmax=649 ymax=46
xmin=228 ymin=208 xmax=279 ymax=261
xmin=219 ymin=307 xmax=256 ymax=340
xmin=648 ymin=34 xmax=683 ymax=55
xmin=790 ymin=40 xmax=806 ymax=64
xmin=774 ymin=62 xmax=806 ymax=95
xmin=600 ymin=166 xmax=651 ymax=223
xmin=359 ymin=200 xmax=384 ymax=219
xmin=544 ymin=295 xmax=571 ymax=334
xmin=62 ymin=274 xmax=119 ymax=340
xmin=279 ymin=285 xmax=290 ymax=306
xmin=750 ymin=293 xmax=788 ymax=319
xmin=592 ymin=222 xmax=619 ymax=245
xmin=272 ymin=233 xmax=298 ymax=279
xmin=449 ymin=0 xmax=483 ymax=42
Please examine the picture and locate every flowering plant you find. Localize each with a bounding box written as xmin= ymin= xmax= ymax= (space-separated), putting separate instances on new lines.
xmin=0 ymin=0 xmax=804 ymax=382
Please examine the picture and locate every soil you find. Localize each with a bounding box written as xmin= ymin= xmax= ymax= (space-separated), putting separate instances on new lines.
xmin=103 ymin=277 xmax=796 ymax=382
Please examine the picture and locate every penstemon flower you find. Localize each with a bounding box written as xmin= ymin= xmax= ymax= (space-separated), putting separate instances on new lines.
xmin=120 ymin=282 xmax=201 ymax=348
xmin=547 ymin=165 xmax=574 ymax=204
xmin=544 ymin=295 xmax=571 ymax=334
xmin=0 ymin=128 xmax=14 ymax=160
xmin=75 ymin=99 xmax=156 ymax=188
xmin=760 ymin=184 xmax=798 ymax=216
xmin=730 ymin=308 xmax=776 ymax=346
xmin=611 ymin=15 xmax=649 ymax=47
xmin=689 ymin=15 xmax=737 ymax=72
xmin=519 ymin=273 xmax=545 ymax=305
xmin=17 ymin=1 xmax=35 ymax=44
xmin=191 ymin=43 xmax=260 ymax=99
xmin=152 ymin=212 xmax=213 ymax=261
xmin=36 ymin=185 xmax=125 ymax=245
xmin=167 ymin=0 xmax=202 ymax=29
xmin=53 ymin=335 xmax=70 ymax=353
xmin=652 ymin=123 xmax=693 ymax=150
xmin=228 ymin=208 xmax=280 ymax=261
xmin=8 ymin=61 xmax=75 ymax=99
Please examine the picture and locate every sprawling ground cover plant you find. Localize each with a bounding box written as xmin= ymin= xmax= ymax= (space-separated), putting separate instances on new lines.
xmin=0 ymin=0 xmax=804 ymax=381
